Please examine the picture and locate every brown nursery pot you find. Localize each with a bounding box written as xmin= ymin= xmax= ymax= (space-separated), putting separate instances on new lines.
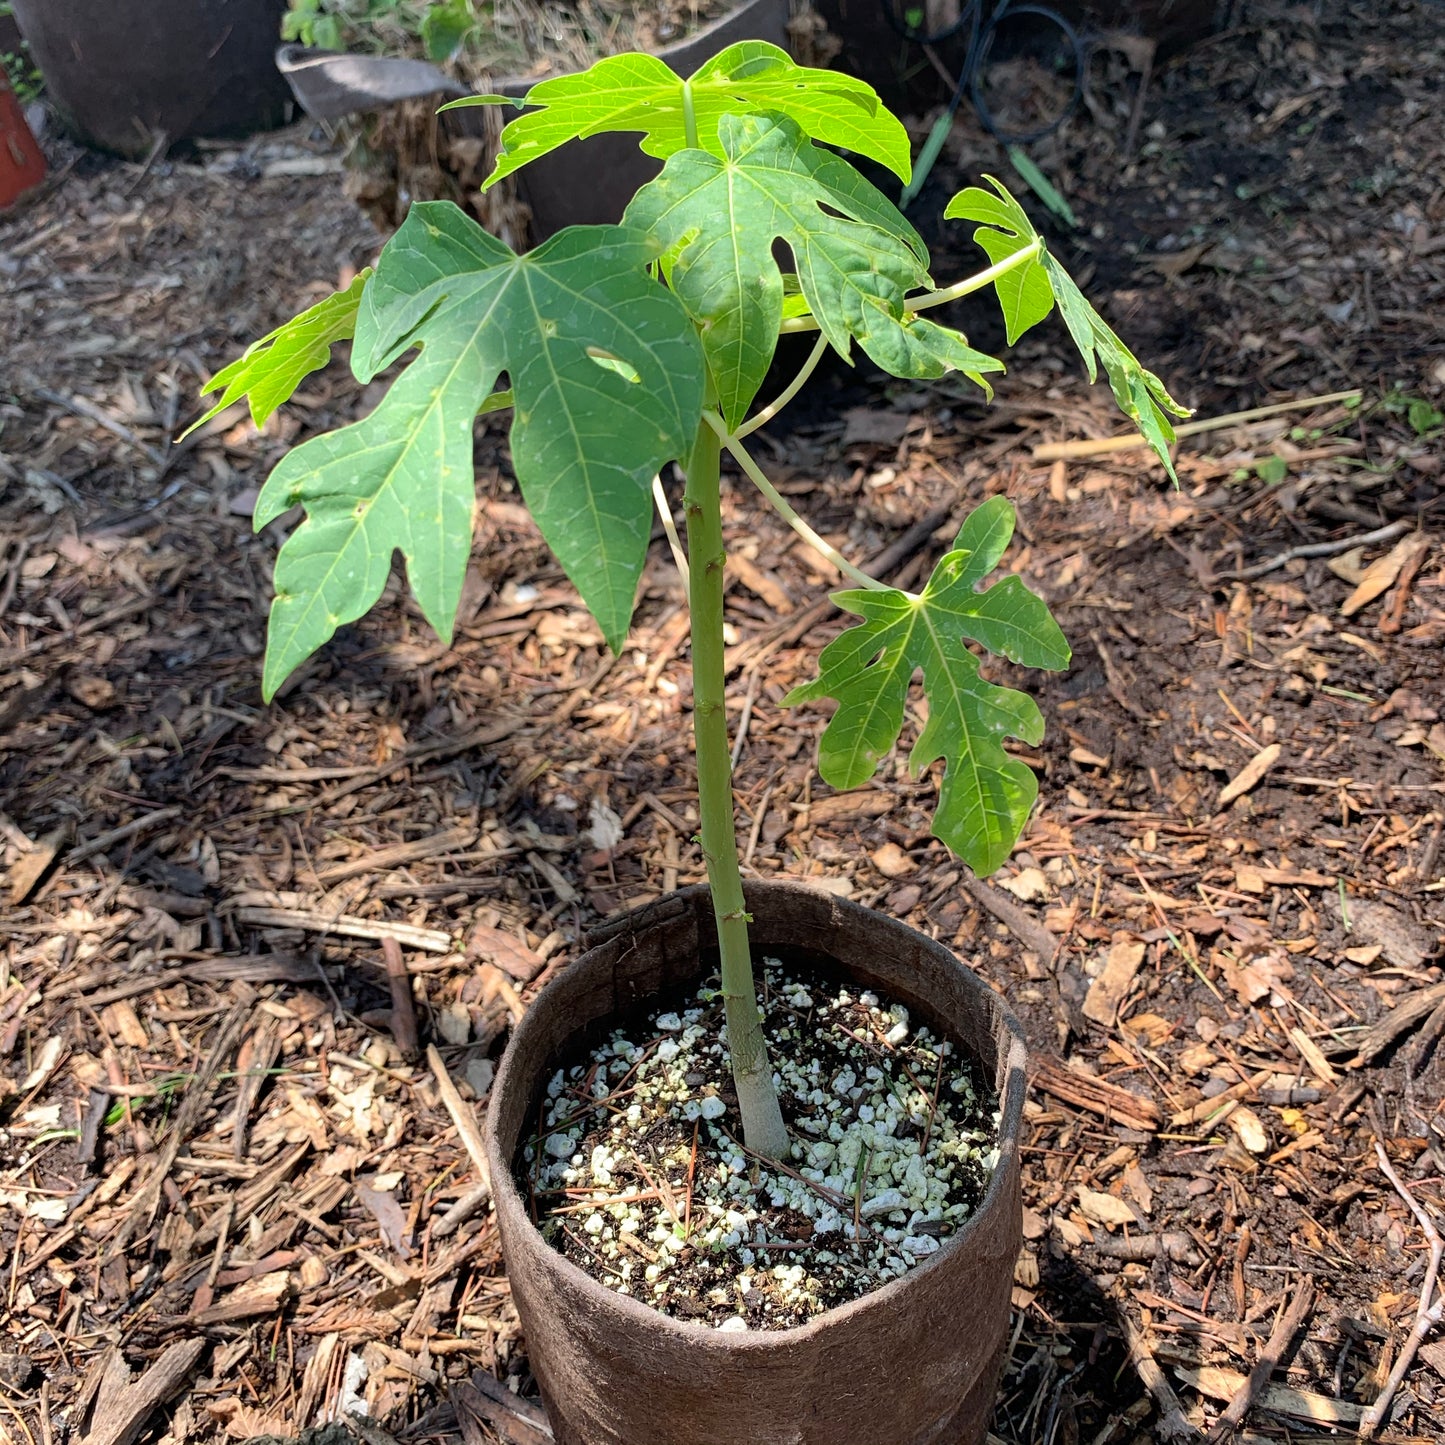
xmin=485 ymin=879 xmax=1027 ymax=1445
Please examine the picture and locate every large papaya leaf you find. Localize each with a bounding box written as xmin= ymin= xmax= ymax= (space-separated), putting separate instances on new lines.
xmin=183 ymin=271 xmax=369 ymax=439
xmin=444 ymin=41 xmax=912 ymax=188
xmin=784 ymin=497 xmax=1070 ymax=876
xmin=253 ymin=203 xmax=703 ymax=699
xmin=626 ymin=112 xmax=1001 ymax=428
xmin=946 ymin=177 xmax=1190 ymax=478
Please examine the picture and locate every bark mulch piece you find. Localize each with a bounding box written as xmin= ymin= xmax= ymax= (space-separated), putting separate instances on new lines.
xmin=2 ymin=1 xmax=1443 ymax=1441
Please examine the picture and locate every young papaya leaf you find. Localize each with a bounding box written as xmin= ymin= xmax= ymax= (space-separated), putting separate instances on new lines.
xmin=626 ymin=112 xmax=1000 ymax=428
xmin=444 ymin=41 xmax=912 ymax=189
xmin=943 ymin=179 xmax=1052 ymax=345
xmin=946 ymin=177 xmax=1190 ymax=478
xmin=784 ymin=496 xmax=1069 ymax=876
xmin=253 ymin=203 xmax=702 ymax=699
xmin=687 ymin=40 xmax=907 ymax=180
xmin=182 ymin=271 xmax=369 ymax=440
xmin=809 ymin=144 xmax=928 ymax=262
xmin=887 ymin=318 xmax=1003 ymax=401
xmin=1039 ymin=251 xmax=1190 ymax=480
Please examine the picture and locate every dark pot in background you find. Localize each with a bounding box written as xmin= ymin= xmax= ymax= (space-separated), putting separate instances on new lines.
xmin=0 ymin=9 xmax=22 ymax=57
xmin=276 ymin=0 xmax=789 ymax=240
xmin=11 ymin=0 xmax=292 ymax=158
xmin=811 ymin=0 xmax=1223 ymax=116
xmin=485 ymin=879 xmax=1027 ymax=1445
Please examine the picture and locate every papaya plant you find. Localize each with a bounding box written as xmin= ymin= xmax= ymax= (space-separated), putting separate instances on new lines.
xmin=192 ymin=41 xmax=1185 ymax=1162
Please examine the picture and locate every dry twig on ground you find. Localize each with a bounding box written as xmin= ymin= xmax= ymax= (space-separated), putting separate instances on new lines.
xmin=1360 ymin=1141 xmax=1443 ymax=1437
xmin=1121 ymin=1314 xmax=1199 ymax=1443
xmin=1204 ymin=1274 xmax=1314 ymax=1442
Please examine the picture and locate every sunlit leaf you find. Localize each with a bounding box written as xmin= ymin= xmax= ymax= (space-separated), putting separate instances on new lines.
xmin=784 ymin=497 xmax=1069 ymax=876
xmin=183 ymin=271 xmax=369 ymax=439
xmin=444 ymin=41 xmax=913 ymax=187
xmin=1040 ymin=251 xmax=1191 ymax=481
xmin=943 ymin=180 xmax=1052 ymax=345
xmin=946 ymin=176 xmax=1190 ymax=477
xmin=253 ymin=203 xmax=703 ymax=698
xmin=626 ymin=112 xmax=1000 ymax=427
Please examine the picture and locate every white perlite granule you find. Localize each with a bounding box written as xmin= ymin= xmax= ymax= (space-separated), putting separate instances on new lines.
xmin=524 ymin=959 xmax=999 ymax=1329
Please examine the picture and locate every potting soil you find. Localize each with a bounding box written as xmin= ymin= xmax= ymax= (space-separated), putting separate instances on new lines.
xmin=525 ymin=959 xmax=999 ymax=1328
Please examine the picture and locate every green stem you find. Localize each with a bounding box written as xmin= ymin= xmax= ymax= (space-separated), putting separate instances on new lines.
xmin=778 ymin=237 xmax=1044 ymax=334
xmin=705 ymin=412 xmax=896 ymax=594
xmin=683 ymin=413 xmax=790 ymax=1162
xmin=651 ymin=473 xmax=689 ymax=587
xmin=736 ymin=333 xmax=829 ymax=439
xmin=908 ymin=237 xmax=1044 ymax=310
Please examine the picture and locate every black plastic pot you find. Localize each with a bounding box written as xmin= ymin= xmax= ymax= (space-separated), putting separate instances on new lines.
xmin=486 ymin=880 xmax=1027 ymax=1445
xmin=11 ymin=0 xmax=292 ymax=158
xmin=810 ymin=0 xmax=1222 ymax=118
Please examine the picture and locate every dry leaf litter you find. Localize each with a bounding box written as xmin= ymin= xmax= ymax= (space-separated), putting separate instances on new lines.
xmin=1 ymin=0 xmax=1443 ymax=1441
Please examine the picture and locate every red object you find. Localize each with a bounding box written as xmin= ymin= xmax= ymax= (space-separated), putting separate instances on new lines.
xmin=0 ymin=77 xmax=45 ymax=209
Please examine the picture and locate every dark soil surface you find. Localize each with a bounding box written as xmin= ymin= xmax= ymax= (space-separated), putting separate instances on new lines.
xmin=1 ymin=2 xmax=1442 ymax=1443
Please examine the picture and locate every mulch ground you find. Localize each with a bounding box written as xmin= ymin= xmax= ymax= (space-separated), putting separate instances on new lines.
xmin=2 ymin=1 xmax=1442 ymax=1443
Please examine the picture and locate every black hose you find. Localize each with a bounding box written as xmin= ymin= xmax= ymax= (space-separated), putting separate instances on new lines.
xmin=878 ymin=0 xmax=1084 ymax=145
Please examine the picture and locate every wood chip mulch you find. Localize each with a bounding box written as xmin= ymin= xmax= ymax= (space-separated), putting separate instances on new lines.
xmin=2 ymin=2 xmax=1443 ymax=1442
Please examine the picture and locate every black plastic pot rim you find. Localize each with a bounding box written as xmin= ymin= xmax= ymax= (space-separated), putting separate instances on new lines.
xmin=489 ymin=883 xmax=1029 ymax=1349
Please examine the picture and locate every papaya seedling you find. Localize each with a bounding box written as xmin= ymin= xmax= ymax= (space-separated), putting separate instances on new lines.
xmin=194 ymin=40 xmax=1185 ymax=1161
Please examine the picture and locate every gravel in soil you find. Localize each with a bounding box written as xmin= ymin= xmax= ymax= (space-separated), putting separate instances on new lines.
xmin=527 ymin=959 xmax=997 ymax=1327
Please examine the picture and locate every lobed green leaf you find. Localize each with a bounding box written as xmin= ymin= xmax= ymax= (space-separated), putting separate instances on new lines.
xmin=626 ymin=112 xmax=1000 ymax=427
xmin=253 ymin=203 xmax=703 ymax=698
xmin=445 ymin=41 xmax=912 ymax=188
xmin=1039 ymin=252 xmax=1191 ymax=481
xmin=183 ymin=271 xmax=369 ymax=440
xmin=943 ymin=181 xmax=1051 ymax=345
xmin=946 ymin=176 xmax=1191 ymax=478
xmin=784 ymin=497 xmax=1069 ymax=876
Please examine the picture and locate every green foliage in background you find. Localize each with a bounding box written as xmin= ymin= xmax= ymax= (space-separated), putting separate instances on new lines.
xmin=0 ymin=1 xmax=41 ymax=102
xmin=282 ymin=0 xmax=480 ymax=62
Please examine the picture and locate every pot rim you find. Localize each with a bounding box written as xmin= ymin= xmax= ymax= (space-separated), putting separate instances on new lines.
xmin=486 ymin=878 xmax=1028 ymax=1351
